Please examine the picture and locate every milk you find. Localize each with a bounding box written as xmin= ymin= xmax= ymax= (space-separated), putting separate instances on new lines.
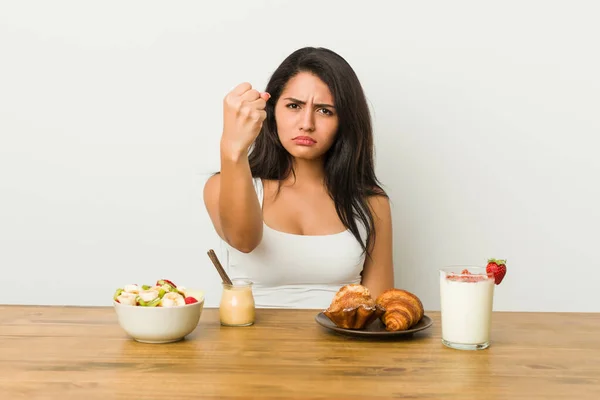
xmin=440 ymin=268 xmax=495 ymax=349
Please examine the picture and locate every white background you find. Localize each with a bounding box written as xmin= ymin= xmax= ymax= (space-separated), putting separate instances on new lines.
xmin=1 ymin=0 xmax=598 ymax=311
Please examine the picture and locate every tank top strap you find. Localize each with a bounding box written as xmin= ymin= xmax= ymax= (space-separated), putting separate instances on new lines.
xmin=252 ymin=177 xmax=264 ymax=207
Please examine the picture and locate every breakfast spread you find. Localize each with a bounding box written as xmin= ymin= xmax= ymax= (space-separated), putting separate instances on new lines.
xmin=323 ymin=284 xmax=424 ymax=331
xmin=113 ymin=279 xmax=199 ymax=307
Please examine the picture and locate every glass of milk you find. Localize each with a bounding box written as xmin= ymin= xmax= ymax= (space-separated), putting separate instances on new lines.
xmin=439 ymin=266 xmax=495 ymax=350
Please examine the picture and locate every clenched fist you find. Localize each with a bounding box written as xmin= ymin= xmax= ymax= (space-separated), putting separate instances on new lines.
xmin=221 ymin=82 xmax=270 ymax=156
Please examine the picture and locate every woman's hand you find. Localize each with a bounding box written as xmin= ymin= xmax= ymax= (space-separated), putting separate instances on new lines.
xmin=221 ymin=82 xmax=270 ymax=156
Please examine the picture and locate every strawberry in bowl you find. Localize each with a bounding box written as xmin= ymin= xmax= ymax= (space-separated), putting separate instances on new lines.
xmin=113 ymin=279 xmax=205 ymax=343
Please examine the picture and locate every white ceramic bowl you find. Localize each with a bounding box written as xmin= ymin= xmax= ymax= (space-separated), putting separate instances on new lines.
xmin=113 ymin=297 xmax=204 ymax=343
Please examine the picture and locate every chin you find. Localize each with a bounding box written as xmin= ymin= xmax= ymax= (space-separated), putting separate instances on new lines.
xmin=284 ymin=146 xmax=326 ymax=161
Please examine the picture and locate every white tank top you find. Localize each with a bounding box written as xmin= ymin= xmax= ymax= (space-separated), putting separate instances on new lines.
xmin=221 ymin=178 xmax=367 ymax=309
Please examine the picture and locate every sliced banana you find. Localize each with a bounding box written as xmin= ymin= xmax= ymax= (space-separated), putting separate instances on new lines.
xmin=138 ymin=289 xmax=159 ymax=302
xmin=116 ymin=292 xmax=137 ymax=306
xmin=123 ymin=284 xmax=140 ymax=294
xmin=160 ymin=292 xmax=185 ymax=307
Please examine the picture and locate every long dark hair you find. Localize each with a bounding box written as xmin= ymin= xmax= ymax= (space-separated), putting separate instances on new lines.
xmin=248 ymin=47 xmax=387 ymax=256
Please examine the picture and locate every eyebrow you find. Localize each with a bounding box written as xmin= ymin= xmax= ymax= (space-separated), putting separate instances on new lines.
xmin=283 ymin=97 xmax=335 ymax=109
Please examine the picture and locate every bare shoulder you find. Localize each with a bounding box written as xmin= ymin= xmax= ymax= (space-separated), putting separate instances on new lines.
xmin=367 ymin=194 xmax=391 ymax=221
xmin=260 ymin=178 xmax=279 ymax=200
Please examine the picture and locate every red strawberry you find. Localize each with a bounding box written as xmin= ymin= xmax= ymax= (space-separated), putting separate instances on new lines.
xmin=184 ymin=296 xmax=198 ymax=305
xmin=486 ymin=258 xmax=507 ymax=285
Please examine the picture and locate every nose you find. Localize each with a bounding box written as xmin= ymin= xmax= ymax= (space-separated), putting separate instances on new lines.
xmin=299 ymin=108 xmax=315 ymax=132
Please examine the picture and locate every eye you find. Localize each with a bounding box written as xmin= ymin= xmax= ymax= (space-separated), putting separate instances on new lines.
xmin=318 ymin=108 xmax=334 ymax=116
xmin=286 ymin=103 xmax=300 ymax=109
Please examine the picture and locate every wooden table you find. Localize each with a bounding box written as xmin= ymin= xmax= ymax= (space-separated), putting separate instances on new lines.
xmin=1 ymin=306 xmax=598 ymax=399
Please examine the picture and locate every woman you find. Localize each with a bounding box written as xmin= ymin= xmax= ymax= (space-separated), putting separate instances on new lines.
xmin=204 ymin=47 xmax=394 ymax=308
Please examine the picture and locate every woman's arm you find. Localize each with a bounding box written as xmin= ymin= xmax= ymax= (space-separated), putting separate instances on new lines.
xmin=203 ymin=148 xmax=263 ymax=253
xmin=203 ymin=83 xmax=269 ymax=253
xmin=360 ymin=195 xmax=395 ymax=299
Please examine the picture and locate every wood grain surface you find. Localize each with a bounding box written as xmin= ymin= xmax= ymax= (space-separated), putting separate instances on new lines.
xmin=0 ymin=306 xmax=598 ymax=399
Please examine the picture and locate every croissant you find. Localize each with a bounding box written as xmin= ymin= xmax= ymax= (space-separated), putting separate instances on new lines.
xmin=376 ymin=289 xmax=424 ymax=331
xmin=324 ymin=284 xmax=384 ymax=329
xmin=327 ymin=284 xmax=375 ymax=311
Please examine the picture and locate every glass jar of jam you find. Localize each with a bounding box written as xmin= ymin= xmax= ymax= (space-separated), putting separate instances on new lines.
xmin=219 ymin=278 xmax=255 ymax=327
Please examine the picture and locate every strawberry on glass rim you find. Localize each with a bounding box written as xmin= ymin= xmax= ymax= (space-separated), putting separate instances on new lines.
xmin=486 ymin=258 xmax=507 ymax=285
xmin=445 ymin=258 xmax=507 ymax=284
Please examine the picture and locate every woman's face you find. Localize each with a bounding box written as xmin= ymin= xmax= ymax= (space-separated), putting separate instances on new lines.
xmin=274 ymin=72 xmax=339 ymax=161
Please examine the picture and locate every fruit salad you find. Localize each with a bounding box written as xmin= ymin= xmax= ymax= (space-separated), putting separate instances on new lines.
xmin=113 ymin=279 xmax=199 ymax=307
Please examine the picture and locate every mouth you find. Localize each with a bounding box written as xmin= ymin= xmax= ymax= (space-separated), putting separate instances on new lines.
xmin=292 ymin=136 xmax=317 ymax=146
